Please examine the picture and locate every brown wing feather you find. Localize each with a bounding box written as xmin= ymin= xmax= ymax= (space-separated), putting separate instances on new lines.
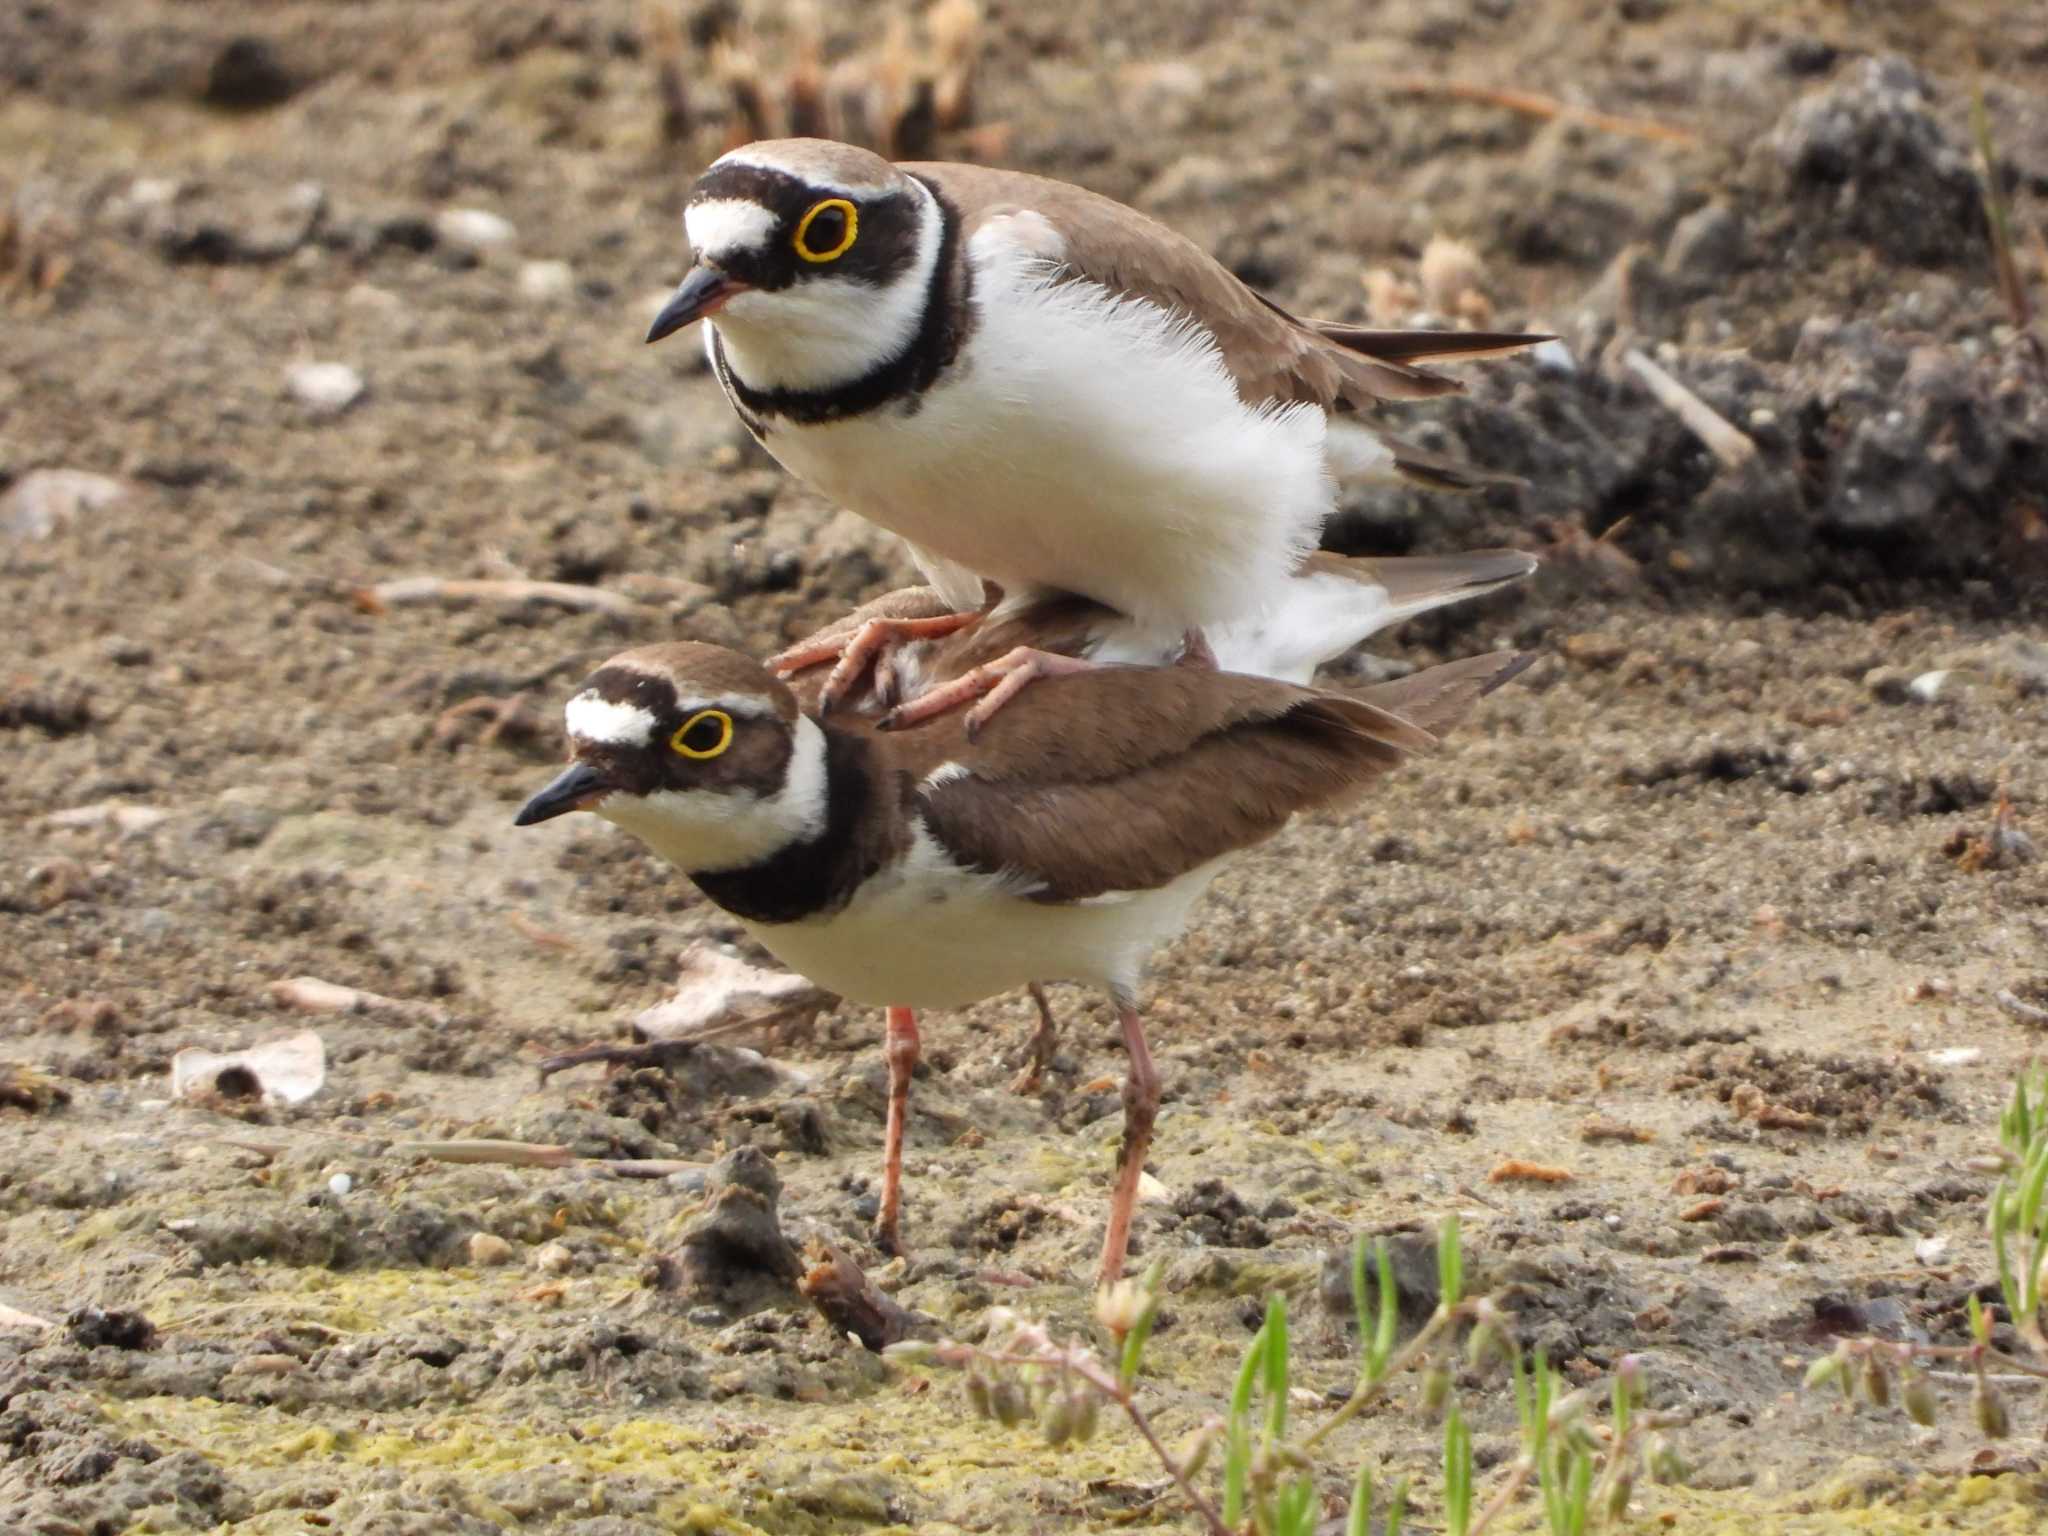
xmin=913 ymin=670 xmax=1432 ymax=901
xmin=914 ymin=163 xmax=1472 ymax=412
xmin=1308 ymin=326 xmax=1553 ymax=364
xmin=1351 ymin=651 xmax=1537 ymax=739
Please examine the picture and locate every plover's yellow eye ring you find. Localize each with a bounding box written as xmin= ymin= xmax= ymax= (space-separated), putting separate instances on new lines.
xmin=793 ymin=198 xmax=858 ymax=263
xmin=671 ymin=709 xmax=734 ymax=760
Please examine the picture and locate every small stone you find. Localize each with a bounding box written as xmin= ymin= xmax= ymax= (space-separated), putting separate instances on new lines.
xmin=1665 ymin=202 xmax=1745 ymax=280
xmin=326 ymin=1172 xmax=353 ymax=1197
xmin=287 ymin=361 xmax=364 ymax=414
xmin=532 ymin=1240 xmax=576 ymax=1275
xmin=65 ymin=1307 xmax=157 ymax=1350
xmin=673 ymin=1144 xmax=804 ymax=1310
xmin=345 ymin=281 xmax=403 ymax=313
xmin=468 ymin=1232 xmax=515 ymax=1266
xmin=1906 ymin=669 xmax=1957 ymax=702
xmin=102 ymin=636 xmax=154 ymax=667
xmin=2 ymin=469 xmax=130 ymax=541
xmin=435 ymin=208 xmax=517 ymax=254
xmin=1862 ymin=665 xmax=1913 ymax=704
xmin=1765 ymin=56 xmax=1981 ymax=266
xmin=518 ymin=259 xmax=575 ymax=303
xmin=203 ymin=37 xmax=300 ymax=110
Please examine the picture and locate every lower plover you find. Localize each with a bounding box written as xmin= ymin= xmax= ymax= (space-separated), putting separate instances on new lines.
xmin=515 ymin=635 xmax=1528 ymax=1286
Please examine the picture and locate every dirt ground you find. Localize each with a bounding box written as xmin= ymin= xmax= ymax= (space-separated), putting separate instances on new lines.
xmin=5 ymin=1 xmax=2048 ymax=1532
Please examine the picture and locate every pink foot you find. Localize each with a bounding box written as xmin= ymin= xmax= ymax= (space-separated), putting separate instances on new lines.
xmin=878 ymin=646 xmax=1102 ymax=739
xmin=770 ymin=612 xmax=980 ymax=713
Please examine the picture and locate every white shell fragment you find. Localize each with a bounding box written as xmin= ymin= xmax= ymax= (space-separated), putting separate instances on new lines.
xmin=634 ymin=945 xmax=833 ymax=1042
xmin=2 ymin=469 xmax=130 ymax=541
xmin=43 ymin=802 xmax=171 ymax=837
xmin=171 ymin=1029 xmax=327 ymax=1106
xmin=518 ymin=259 xmax=575 ymax=303
xmin=1900 ymin=667 xmax=1949 ymax=704
xmin=436 ymin=207 xmax=516 ymax=253
xmin=287 ymin=361 xmax=365 ymax=414
xmin=1925 ymin=1047 xmax=1981 ymax=1068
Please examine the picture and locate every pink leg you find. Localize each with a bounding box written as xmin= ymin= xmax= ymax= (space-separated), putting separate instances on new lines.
xmin=1097 ymin=1004 xmax=1162 ymax=1291
xmin=1008 ymin=982 xmax=1060 ymax=1094
xmin=875 ymin=1005 xmax=920 ymax=1255
xmin=770 ymin=613 xmax=981 ymax=713
xmin=879 ymin=646 xmax=1101 ymax=739
xmin=1177 ymin=627 xmax=1217 ymax=669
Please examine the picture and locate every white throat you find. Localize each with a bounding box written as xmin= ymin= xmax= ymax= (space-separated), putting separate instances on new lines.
xmin=597 ymin=715 xmax=829 ymax=875
xmin=708 ymin=179 xmax=943 ymax=394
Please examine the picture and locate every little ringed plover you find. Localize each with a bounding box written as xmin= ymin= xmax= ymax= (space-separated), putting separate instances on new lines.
xmin=515 ymin=635 xmax=1529 ymax=1284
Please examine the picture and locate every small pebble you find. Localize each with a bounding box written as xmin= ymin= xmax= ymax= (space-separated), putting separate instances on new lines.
xmin=468 ymin=1232 xmax=514 ymax=1267
xmin=532 ymin=1239 xmax=575 ymax=1275
xmin=2 ymin=469 xmax=130 ymax=541
xmin=518 ymin=259 xmax=575 ymax=303
xmin=1906 ymin=669 xmax=1956 ymax=702
xmin=436 ymin=207 xmax=516 ymax=253
xmin=287 ymin=361 xmax=364 ymax=414
xmin=326 ymin=1172 xmax=353 ymax=1197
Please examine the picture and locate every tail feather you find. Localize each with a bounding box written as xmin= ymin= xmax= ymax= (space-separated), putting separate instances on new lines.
xmin=1306 ymin=549 xmax=1539 ymax=625
xmin=1353 ymin=651 xmax=1538 ymax=739
xmin=1377 ymin=428 xmax=1529 ymax=492
xmin=1313 ymin=326 xmax=1553 ymax=365
xmin=1322 ymin=416 xmax=1526 ymax=492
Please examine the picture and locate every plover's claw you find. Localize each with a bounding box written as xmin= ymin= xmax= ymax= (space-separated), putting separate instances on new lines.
xmin=776 ymin=612 xmax=981 ymax=714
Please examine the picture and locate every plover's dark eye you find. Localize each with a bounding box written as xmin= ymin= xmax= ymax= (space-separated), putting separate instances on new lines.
xmin=671 ymin=709 xmax=734 ymax=760
xmin=793 ymin=198 xmax=858 ymax=263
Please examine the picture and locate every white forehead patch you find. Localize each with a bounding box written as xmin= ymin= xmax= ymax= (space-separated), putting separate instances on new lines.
xmin=713 ymin=147 xmax=895 ymax=197
xmin=685 ymin=198 xmax=780 ymax=258
xmin=565 ymin=692 xmax=658 ymax=748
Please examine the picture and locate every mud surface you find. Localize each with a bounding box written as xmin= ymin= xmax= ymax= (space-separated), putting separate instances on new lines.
xmin=5 ymin=1 xmax=2048 ymax=1531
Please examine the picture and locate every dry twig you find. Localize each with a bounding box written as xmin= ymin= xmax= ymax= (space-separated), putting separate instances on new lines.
xmin=1623 ymin=348 xmax=1757 ymax=469
xmin=353 ymin=577 xmax=650 ymax=619
xmin=1379 ymin=75 xmax=1698 ymax=146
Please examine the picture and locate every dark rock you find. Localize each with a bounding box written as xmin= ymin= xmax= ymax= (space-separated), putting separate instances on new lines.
xmin=64 ymin=1307 xmax=157 ymax=1350
xmin=203 ymin=38 xmax=299 ymax=111
xmin=1665 ymin=202 xmax=1746 ymax=283
xmin=148 ymin=182 xmax=326 ymax=266
xmin=672 ymin=1145 xmax=803 ymax=1316
xmin=1764 ymin=56 xmax=1982 ymax=266
xmin=1173 ymin=1179 xmax=1272 ymax=1248
xmin=1318 ymin=1230 xmax=1441 ymax=1332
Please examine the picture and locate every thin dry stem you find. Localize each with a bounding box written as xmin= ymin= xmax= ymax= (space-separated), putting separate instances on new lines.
xmin=1972 ymin=80 xmax=2033 ymax=332
xmin=355 ymin=576 xmax=651 ymax=619
xmin=390 ymin=1139 xmax=574 ymax=1168
xmin=1379 ymin=75 xmax=1699 ymax=146
xmin=1623 ymin=347 xmax=1758 ymax=470
xmin=946 ymin=1324 xmax=1232 ymax=1536
xmin=1302 ymin=1300 xmax=1469 ymax=1451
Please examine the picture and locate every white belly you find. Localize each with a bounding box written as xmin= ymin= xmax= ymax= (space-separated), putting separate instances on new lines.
xmin=738 ymin=837 xmax=1228 ymax=1010
xmin=715 ymin=233 xmax=1334 ymax=633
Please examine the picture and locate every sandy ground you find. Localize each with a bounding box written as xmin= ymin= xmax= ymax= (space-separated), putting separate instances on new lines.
xmin=5 ymin=1 xmax=2048 ymax=1532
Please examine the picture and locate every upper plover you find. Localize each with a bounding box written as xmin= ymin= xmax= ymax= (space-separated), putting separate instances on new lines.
xmin=515 ymin=635 xmax=1528 ymax=1285
xmin=646 ymin=138 xmax=1542 ymax=714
